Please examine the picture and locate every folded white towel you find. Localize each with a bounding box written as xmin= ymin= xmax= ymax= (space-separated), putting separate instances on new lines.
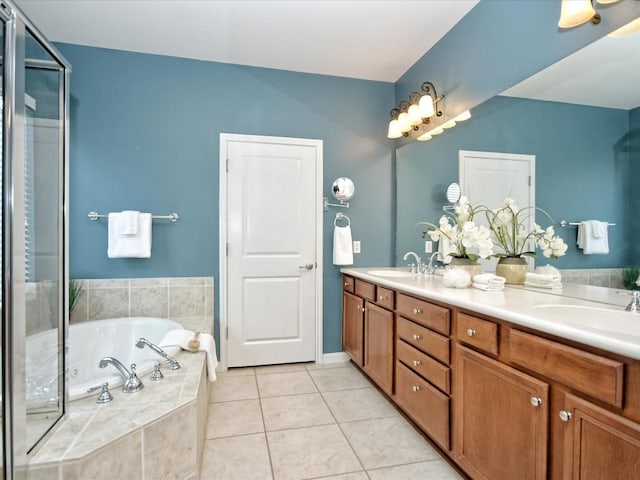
xmin=524 ymin=280 xmax=563 ymax=290
xmin=473 ymin=273 xmax=506 ymax=286
xmin=333 ymin=225 xmax=353 ymax=265
xmin=535 ymin=264 xmax=562 ymax=280
xmin=577 ymin=220 xmax=609 ymax=254
xmin=472 ymin=282 xmax=504 ymax=292
xmin=108 ymin=211 xmax=152 ymax=258
xmin=525 ymin=272 xmax=561 ymax=283
xmin=119 ymin=210 xmax=139 ymax=235
xmin=161 ymin=329 xmax=218 ymax=381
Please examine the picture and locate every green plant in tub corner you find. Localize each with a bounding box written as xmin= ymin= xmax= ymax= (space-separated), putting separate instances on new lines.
xmin=419 ymin=196 xmax=493 ymax=261
xmin=622 ymin=267 xmax=640 ymax=291
xmin=69 ymin=278 xmax=83 ymax=315
xmin=485 ymin=198 xmax=568 ymax=260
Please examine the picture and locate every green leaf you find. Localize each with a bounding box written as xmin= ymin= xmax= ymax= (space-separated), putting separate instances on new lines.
xmin=521 ymin=251 xmax=537 ymax=258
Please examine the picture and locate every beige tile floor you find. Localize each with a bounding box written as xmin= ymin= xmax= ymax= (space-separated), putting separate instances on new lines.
xmin=201 ymin=361 xmax=464 ymax=480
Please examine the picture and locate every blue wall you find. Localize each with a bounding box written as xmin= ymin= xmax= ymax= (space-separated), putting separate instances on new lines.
xmin=396 ymin=95 xmax=632 ymax=269
xmin=59 ymin=43 xmax=395 ymax=354
xmin=394 ymin=0 xmax=640 ymax=142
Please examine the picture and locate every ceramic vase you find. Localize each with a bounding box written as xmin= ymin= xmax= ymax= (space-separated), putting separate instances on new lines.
xmin=495 ymin=256 xmax=529 ymax=285
xmin=450 ymin=257 xmax=481 ymax=279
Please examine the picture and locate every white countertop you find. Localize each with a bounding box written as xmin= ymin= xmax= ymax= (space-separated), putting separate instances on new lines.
xmin=341 ymin=267 xmax=640 ymax=361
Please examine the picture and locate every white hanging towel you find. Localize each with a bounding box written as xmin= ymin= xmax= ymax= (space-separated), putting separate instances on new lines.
xmin=107 ymin=211 xmax=152 ymax=258
xmin=437 ymin=237 xmax=453 ymax=264
xmin=333 ymin=224 xmax=354 ymax=265
xmin=577 ymin=220 xmax=609 ymax=254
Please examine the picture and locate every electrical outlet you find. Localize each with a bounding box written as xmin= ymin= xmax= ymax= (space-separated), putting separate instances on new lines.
xmin=425 ymin=240 xmax=433 ymax=253
xmin=353 ymin=240 xmax=361 ymax=254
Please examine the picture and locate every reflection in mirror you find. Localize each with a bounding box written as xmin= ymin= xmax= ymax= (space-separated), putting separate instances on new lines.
xmin=24 ymin=29 xmax=65 ymax=452
xmin=332 ymin=177 xmax=355 ymax=201
xmin=396 ymin=29 xmax=640 ymax=302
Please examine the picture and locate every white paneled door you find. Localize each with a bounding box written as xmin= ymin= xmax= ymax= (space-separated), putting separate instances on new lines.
xmin=459 ymin=150 xmax=535 ymax=271
xmin=222 ymin=134 xmax=322 ymax=367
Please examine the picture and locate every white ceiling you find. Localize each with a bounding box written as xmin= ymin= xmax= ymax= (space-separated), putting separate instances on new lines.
xmin=501 ymin=28 xmax=640 ymax=110
xmin=15 ymin=0 xmax=479 ymax=82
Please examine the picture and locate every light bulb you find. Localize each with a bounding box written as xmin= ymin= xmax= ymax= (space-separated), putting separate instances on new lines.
xmin=418 ymin=95 xmax=435 ymax=118
xmin=454 ymin=110 xmax=472 ymax=122
xmin=387 ymin=119 xmax=402 ymax=139
xmin=558 ymin=0 xmax=597 ymax=29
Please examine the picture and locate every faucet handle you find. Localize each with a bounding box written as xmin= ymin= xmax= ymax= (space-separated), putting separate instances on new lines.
xmin=150 ymin=362 xmax=164 ymax=381
xmin=87 ymin=382 xmax=113 ymax=404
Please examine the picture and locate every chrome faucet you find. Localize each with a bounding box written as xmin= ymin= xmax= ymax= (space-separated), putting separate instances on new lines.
xmin=99 ymin=357 xmax=144 ymax=393
xmin=135 ymin=337 xmax=181 ymax=370
xmin=403 ymin=251 xmax=422 ymax=274
xmin=625 ymin=291 xmax=640 ymax=313
xmin=425 ymin=252 xmax=440 ymax=275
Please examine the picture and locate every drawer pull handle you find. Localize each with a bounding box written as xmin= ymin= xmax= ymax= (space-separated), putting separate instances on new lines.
xmin=412 ymin=385 xmax=421 ymax=392
xmin=412 ymin=334 xmax=421 ymax=341
xmin=466 ymin=328 xmax=476 ymax=337
xmin=344 ymin=282 xmax=350 ymax=287
xmin=360 ymin=306 xmax=366 ymax=313
xmin=530 ymin=396 xmax=543 ymax=407
xmin=559 ymin=410 xmax=572 ymax=422
xmin=413 ymin=308 xmax=422 ymax=315
xmin=412 ymin=360 xmax=422 ymax=367
xmin=379 ymin=295 xmax=385 ymax=301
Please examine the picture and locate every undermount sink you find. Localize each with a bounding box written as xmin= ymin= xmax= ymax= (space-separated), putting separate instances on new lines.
xmin=532 ymin=304 xmax=640 ymax=337
xmin=367 ymin=269 xmax=415 ymax=278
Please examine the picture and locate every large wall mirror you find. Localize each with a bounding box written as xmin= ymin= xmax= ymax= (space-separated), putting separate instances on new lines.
xmin=396 ymin=28 xmax=640 ymax=300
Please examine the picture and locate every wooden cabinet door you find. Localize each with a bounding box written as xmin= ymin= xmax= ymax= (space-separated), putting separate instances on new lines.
xmin=342 ymin=292 xmax=364 ymax=366
xmin=455 ymin=345 xmax=549 ymax=480
xmin=363 ymin=302 xmax=394 ymax=395
xmin=561 ymin=393 xmax=640 ymax=480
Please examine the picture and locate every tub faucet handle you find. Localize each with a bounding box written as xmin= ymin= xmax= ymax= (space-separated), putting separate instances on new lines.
xmin=87 ymin=382 xmax=113 ymax=404
xmin=123 ymin=363 xmax=144 ymax=393
xmin=150 ymin=362 xmax=164 ymax=381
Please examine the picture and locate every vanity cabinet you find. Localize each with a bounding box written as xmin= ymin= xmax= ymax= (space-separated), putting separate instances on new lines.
xmin=342 ymin=280 xmax=363 ymax=365
xmin=340 ymin=271 xmax=640 ymax=480
xmin=363 ymin=302 xmax=394 ymax=395
xmin=454 ymin=345 xmax=548 ymax=480
xmin=560 ymin=393 xmax=640 ymax=480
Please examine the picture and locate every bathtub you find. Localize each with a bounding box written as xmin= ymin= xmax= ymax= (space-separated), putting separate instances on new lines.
xmin=68 ymin=317 xmax=183 ymax=400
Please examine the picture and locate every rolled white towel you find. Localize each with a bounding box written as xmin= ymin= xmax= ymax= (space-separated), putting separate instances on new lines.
xmin=472 ymin=282 xmax=504 ymax=292
xmin=160 ymin=329 xmax=218 ymax=381
xmin=473 ymin=273 xmax=506 ymax=286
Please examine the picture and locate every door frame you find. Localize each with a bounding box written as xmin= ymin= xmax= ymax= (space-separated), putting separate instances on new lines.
xmin=219 ymin=133 xmax=324 ymax=371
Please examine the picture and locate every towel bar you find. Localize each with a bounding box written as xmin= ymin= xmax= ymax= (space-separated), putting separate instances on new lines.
xmin=88 ymin=211 xmax=179 ymax=222
xmin=559 ymin=220 xmax=615 ymax=228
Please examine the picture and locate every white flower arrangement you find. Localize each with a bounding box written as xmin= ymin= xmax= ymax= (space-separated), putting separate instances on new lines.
xmin=420 ymin=196 xmax=493 ymax=262
xmin=486 ymin=197 xmax=568 ymax=259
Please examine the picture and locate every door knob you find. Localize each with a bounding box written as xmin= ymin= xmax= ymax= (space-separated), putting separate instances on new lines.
xmin=530 ymin=396 xmax=543 ymax=407
xmin=299 ymin=263 xmax=314 ymax=270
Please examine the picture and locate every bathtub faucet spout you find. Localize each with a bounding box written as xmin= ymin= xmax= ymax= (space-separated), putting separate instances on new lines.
xmin=135 ymin=338 xmax=181 ymax=370
xmin=98 ymin=356 xmax=144 ymax=393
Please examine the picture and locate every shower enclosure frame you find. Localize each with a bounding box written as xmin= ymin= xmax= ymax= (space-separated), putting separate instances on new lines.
xmin=0 ymin=1 xmax=70 ymax=478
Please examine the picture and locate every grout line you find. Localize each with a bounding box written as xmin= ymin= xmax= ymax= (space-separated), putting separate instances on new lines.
xmin=255 ymin=372 xmax=277 ymax=480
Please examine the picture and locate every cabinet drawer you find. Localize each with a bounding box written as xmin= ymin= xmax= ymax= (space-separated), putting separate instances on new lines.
xmin=397 ymin=317 xmax=450 ymax=365
xmin=509 ymin=329 xmax=624 ymax=408
xmin=396 ymin=293 xmax=450 ymax=335
xmin=395 ymin=361 xmax=450 ymax=450
xmin=457 ymin=312 xmax=499 ymax=356
xmin=355 ymin=279 xmax=375 ymax=302
xmin=343 ymin=275 xmax=355 ymax=294
xmin=397 ymin=339 xmax=450 ymax=394
xmin=375 ymin=286 xmax=394 ymax=310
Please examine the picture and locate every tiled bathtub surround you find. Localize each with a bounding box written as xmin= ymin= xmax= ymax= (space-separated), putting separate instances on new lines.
xmin=70 ymin=276 xmax=214 ymax=332
xmin=26 ymin=350 xmax=210 ymax=480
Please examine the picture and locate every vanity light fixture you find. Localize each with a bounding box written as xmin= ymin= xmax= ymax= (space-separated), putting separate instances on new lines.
xmin=608 ymin=16 xmax=640 ymax=37
xmin=387 ymin=81 xmax=443 ymax=139
xmin=416 ymin=110 xmax=472 ymax=142
xmin=558 ymin=0 xmax=601 ymax=28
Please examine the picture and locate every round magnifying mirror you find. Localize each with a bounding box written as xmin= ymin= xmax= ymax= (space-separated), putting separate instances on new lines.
xmin=446 ymin=182 xmax=461 ymax=203
xmin=332 ymin=177 xmax=355 ymax=201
